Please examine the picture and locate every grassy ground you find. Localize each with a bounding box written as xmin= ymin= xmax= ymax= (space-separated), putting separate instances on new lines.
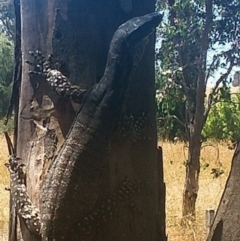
xmin=161 ymin=141 xmax=232 ymax=241
xmin=0 ymin=136 xmax=10 ymax=240
xmin=0 ymin=137 xmax=233 ymax=240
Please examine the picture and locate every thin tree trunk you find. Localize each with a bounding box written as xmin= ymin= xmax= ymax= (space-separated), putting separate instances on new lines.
xmin=166 ymin=0 xmax=206 ymax=219
xmin=7 ymin=0 xmax=21 ymax=240
xmin=182 ymin=124 xmax=202 ymax=219
xmin=157 ymin=146 xmax=167 ymax=241
xmin=182 ymin=0 xmax=213 ymax=219
xmin=12 ymin=0 xmax=166 ymax=240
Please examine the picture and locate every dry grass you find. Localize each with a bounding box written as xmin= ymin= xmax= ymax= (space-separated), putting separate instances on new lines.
xmin=0 ymin=136 xmax=10 ymax=240
xmin=0 ymin=137 xmax=233 ymax=240
xmin=160 ymin=140 xmax=233 ymax=241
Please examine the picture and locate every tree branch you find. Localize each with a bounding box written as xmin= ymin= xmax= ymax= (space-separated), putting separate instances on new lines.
xmin=0 ymin=15 xmax=14 ymax=39
xmin=194 ymin=0 xmax=213 ymax=131
xmin=203 ymin=59 xmax=234 ymax=123
xmin=158 ymin=115 xmax=186 ymax=128
xmin=205 ymin=50 xmax=232 ymax=85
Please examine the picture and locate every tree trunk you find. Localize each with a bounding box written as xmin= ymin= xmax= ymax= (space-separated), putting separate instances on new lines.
xmin=157 ymin=146 xmax=167 ymax=241
xmin=11 ymin=0 xmax=166 ymax=241
xmin=181 ymin=0 xmax=212 ymax=220
xmin=206 ymin=143 xmax=240 ymax=241
xmin=182 ymin=124 xmax=202 ymax=219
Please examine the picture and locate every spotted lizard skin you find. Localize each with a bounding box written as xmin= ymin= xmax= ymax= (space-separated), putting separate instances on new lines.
xmin=27 ymin=51 xmax=87 ymax=103
xmin=5 ymin=155 xmax=41 ymax=236
xmin=19 ymin=12 xmax=162 ymax=240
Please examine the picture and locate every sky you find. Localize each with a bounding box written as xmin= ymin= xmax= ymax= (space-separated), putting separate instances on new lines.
xmin=207 ymin=43 xmax=240 ymax=87
xmin=156 ymin=7 xmax=240 ymax=88
xmin=156 ymin=37 xmax=240 ymax=88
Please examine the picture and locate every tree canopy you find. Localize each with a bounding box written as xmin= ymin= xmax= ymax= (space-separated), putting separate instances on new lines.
xmin=156 ymin=0 xmax=240 ymax=142
xmin=0 ymin=33 xmax=13 ymax=118
xmin=0 ymin=0 xmax=14 ymax=39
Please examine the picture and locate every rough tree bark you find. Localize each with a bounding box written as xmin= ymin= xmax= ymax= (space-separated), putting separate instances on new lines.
xmin=182 ymin=130 xmax=202 ymax=218
xmin=164 ymin=0 xmax=204 ymax=219
xmin=182 ymin=0 xmax=213 ymax=219
xmin=9 ymin=0 xmax=166 ymax=241
xmin=206 ymin=143 xmax=240 ymax=241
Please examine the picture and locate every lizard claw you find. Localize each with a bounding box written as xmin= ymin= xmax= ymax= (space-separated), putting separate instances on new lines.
xmin=6 ymin=155 xmax=22 ymax=172
xmin=27 ymin=50 xmax=47 ymax=76
xmin=27 ymin=50 xmax=60 ymax=77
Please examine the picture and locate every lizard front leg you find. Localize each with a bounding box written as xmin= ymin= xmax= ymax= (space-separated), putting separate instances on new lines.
xmin=5 ymin=155 xmax=41 ymax=237
xmin=27 ymin=51 xmax=87 ymax=103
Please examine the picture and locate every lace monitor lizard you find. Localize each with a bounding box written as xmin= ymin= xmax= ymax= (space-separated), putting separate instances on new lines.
xmin=7 ymin=12 xmax=162 ymax=240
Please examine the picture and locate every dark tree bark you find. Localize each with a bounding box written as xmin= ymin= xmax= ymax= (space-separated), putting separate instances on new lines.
xmin=10 ymin=0 xmax=166 ymax=241
xmin=206 ymin=143 xmax=240 ymax=241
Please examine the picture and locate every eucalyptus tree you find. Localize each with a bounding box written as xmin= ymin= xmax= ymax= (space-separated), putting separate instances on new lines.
xmin=156 ymin=0 xmax=240 ymax=218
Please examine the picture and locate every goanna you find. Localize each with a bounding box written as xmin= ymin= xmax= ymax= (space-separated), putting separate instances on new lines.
xmin=15 ymin=12 xmax=162 ymax=240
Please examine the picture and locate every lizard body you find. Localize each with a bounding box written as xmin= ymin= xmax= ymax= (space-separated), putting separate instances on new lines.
xmin=11 ymin=12 xmax=162 ymax=240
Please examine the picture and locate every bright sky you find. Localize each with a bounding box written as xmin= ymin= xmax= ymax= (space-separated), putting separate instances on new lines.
xmin=156 ymin=40 xmax=240 ymax=88
xmin=207 ymin=43 xmax=240 ymax=87
xmin=156 ymin=9 xmax=240 ymax=88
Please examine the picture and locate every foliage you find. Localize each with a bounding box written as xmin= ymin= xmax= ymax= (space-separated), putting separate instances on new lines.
xmin=0 ymin=33 xmax=13 ymax=118
xmin=203 ymin=92 xmax=240 ymax=142
xmin=156 ymin=0 xmax=240 ymax=142
xmin=156 ymin=70 xmax=188 ymax=141
xmin=0 ymin=117 xmax=13 ymax=132
xmin=156 ymin=0 xmax=240 ymax=216
xmin=0 ymin=0 xmax=14 ymax=39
